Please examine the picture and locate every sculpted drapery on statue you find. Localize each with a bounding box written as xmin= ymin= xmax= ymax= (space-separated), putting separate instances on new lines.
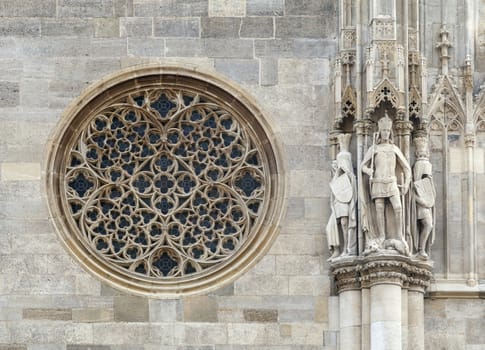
xmin=411 ymin=137 xmax=435 ymax=259
xmin=326 ymin=134 xmax=357 ymax=260
xmin=360 ymin=113 xmax=412 ymax=255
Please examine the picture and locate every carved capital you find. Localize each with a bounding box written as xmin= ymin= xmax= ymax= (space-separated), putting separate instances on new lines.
xmin=360 ymin=259 xmax=409 ymax=287
xmin=341 ymin=51 xmax=356 ymax=66
xmin=465 ymin=134 xmax=476 ymax=147
xmin=331 ymin=260 xmax=361 ymax=293
xmin=354 ymin=119 xmax=373 ymax=136
xmin=330 ymin=255 xmax=433 ymax=294
xmin=394 ymin=120 xmax=413 ymax=136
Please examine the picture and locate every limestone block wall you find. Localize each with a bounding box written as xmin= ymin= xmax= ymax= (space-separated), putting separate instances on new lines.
xmin=0 ymin=0 xmax=337 ymax=348
xmin=0 ymin=0 xmax=483 ymax=349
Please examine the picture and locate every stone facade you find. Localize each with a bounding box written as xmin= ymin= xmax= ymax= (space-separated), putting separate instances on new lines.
xmin=0 ymin=1 xmax=483 ymax=349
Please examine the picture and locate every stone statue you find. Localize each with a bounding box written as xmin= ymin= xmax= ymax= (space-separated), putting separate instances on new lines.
xmin=326 ymin=134 xmax=357 ymax=260
xmin=360 ymin=112 xmax=411 ymax=255
xmin=412 ymin=137 xmax=435 ymax=259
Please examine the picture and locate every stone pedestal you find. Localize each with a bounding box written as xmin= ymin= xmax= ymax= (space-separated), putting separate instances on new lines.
xmin=330 ymin=254 xmax=432 ymax=350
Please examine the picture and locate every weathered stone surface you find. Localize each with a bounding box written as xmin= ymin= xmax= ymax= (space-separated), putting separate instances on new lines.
xmin=260 ymin=57 xmax=278 ymax=86
xmin=204 ymin=39 xmax=253 ymax=58
xmin=246 ymin=0 xmax=284 ymax=16
xmin=0 ymin=59 xmax=22 ymax=81
xmin=255 ymin=38 xmax=337 ymax=58
xmin=66 ymin=346 xmax=110 ymax=350
xmin=227 ymin=323 xmax=280 ymax=345
xmin=1 ymin=162 xmax=40 ymax=181
xmin=127 ymin=37 xmax=164 ymax=56
xmin=234 ymin=274 xmax=289 ymax=295
xmin=114 ymin=296 xmax=149 ymax=322
xmin=240 ymin=17 xmax=273 ymax=38
xmin=278 ymin=58 xmax=330 ymax=85
xmin=72 ymin=308 xmax=114 ymax=322
xmin=8 ymin=321 xmax=93 ymax=344
xmin=214 ymin=59 xmax=259 ymax=84
xmin=285 ymin=145 xmax=325 ymax=170
xmin=18 ymin=38 xmax=127 ymax=57
xmin=289 ymin=170 xmax=329 ymax=197
xmin=209 ymin=0 xmax=246 ymax=17
xmin=183 ymin=296 xmax=218 ymax=322
xmin=0 ymin=0 xmax=56 ymax=17
xmin=0 ymin=345 xmax=26 ymax=350
xmin=22 ymin=308 xmax=72 ymax=321
xmin=94 ymin=18 xmax=120 ymax=37
xmin=114 ymin=0 xmax=133 ymax=17
xmin=285 ymin=0 xmax=336 ymax=15
xmin=92 ymin=323 xmax=166 ymax=345
xmin=289 ymin=276 xmax=328 ymax=296
xmin=165 ymin=38 xmax=204 ymax=57
xmin=0 ymin=19 xmax=40 ymax=37
xmin=57 ymin=0 xmax=114 ymax=17
xmin=248 ymin=256 xmax=275 ymax=275
xmin=174 ymin=323 xmax=227 ymax=345
xmin=201 ymin=17 xmax=241 ymax=38
xmin=0 ymin=81 xmax=19 ymax=107
xmin=275 ymin=16 xmax=333 ymax=38
xmin=41 ymin=18 xmax=94 ymax=37
xmin=243 ymin=309 xmax=278 ymax=322
xmin=149 ymin=299 xmax=181 ymax=322
xmin=154 ymin=18 xmax=199 ymax=37
xmin=133 ymin=0 xmax=208 ymax=17
xmin=208 ymin=283 xmax=235 ymax=296
xmin=278 ymin=309 xmax=314 ymax=322
xmin=120 ymin=17 xmax=152 ymax=37
xmin=466 ymin=318 xmax=485 ymax=344
xmin=275 ymin=255 xmax=321 ymax=276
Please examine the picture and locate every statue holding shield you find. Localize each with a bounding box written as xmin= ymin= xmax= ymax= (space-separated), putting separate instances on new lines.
xmin=412 ymin=137 xmax=435 ymax=259
xmin=326 ymin=134 xmax=357 ymax=260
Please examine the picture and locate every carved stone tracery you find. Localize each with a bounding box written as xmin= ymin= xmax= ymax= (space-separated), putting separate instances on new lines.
xmin=66 ymin=88 xmax=265 ymax=278
xmin=46 ymin=66 xmax=285 ymax=295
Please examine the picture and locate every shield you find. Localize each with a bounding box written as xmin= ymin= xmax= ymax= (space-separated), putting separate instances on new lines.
xmin=414 ymin=177 xmax=435 ymax=207
xmin=330 ymin=174 xmax=353 ymax=203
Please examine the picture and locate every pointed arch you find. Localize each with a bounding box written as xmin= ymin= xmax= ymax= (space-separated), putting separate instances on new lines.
xmin=473 ymin=88 xmax=485 ymax=132
xmin=342 ymin=85 xmax=357 ymax=121
xmin=426 ymin=76 xmax=466 ymax=132
xmin=371 ymin=77 xmax=402 ymax=110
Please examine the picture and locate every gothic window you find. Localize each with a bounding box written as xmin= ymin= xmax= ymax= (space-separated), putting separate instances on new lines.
xmin=45 ymin=66 xmax=285 ymax=296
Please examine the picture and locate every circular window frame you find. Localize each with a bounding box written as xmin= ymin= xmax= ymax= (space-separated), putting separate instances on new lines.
xmin=44 ymin=65 xmax=287 ymax=297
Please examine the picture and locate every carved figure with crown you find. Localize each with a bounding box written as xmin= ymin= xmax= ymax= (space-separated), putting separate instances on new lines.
xmin=359 ymin=112 xmax=412 ymax=255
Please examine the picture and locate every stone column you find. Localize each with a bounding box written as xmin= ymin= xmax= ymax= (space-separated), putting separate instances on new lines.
xmin=407 ymin=288 xmax=425 ymax=350
xmin=362 ymin=257 xmax=432 ymax=350
xmin=361 ymin=286 xmax=371 ymax=350
xmin=401 ymin=288 xmax=408 ymax=350
xmin=369 ymin=282 xmax=402 ymax=349
xmin=340 ymin=289 xmax=362 ymax=349
xmin=331 ymin=256 xmax=432 ymax=350
xmin=331 ymin=259 xmax=362 ymax=350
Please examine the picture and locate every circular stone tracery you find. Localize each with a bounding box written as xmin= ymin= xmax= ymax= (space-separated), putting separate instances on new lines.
xmin=46 ymin=66 xmax=284 ymax=295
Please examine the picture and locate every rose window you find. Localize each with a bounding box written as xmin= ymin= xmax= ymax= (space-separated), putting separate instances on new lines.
xmin=45 ymin=66 xmax=285 ymax=295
